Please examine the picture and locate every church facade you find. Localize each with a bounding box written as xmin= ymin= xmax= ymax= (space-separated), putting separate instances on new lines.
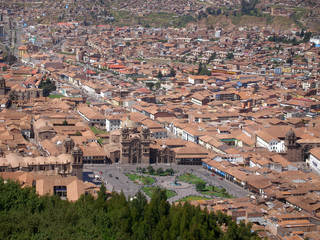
xmin=106 ymin=117 xmax=152 ymax=164
xmin=105 ymin=117 xmax=207 ymax=165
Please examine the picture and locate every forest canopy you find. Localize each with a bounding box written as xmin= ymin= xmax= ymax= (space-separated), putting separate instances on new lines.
xmin=0 ymin=178 xmax=260 ymax=240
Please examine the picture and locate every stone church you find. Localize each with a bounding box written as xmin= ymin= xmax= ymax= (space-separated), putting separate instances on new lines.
xmin=0 ymin=135 xmax=84 ymax=180
xmin=105 ymin=117 xmax=152 ymax=164
xmin=0 ymin=75 xmax=43 ymax=104
xmin=284 ymin=129 xmax=320 ymax=162
xmin=104 ymin=117 xmax=207 ymax=165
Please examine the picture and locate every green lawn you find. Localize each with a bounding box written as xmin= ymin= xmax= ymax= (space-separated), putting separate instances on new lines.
xmin=57 ymin=51 xmax=76 ymax=56
xmin=48 ymin=94 xmax=64 ymax=99
xmin=200 ymin=186 xmax=234 ymax=199
xmin=178 ymin=195 xmax=212 ymax=202
xmin=90 ymin=126 xmax=108 ymax=135
xmin=142 ymin=187 xmax=176 ymax=199
xmin=125 ymin=173 xmax=155 ymax=185
xmin=177 ymin=173 xmax=206 ymax=185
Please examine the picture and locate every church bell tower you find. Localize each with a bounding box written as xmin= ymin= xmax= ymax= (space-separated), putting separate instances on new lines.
xmin=71 ymin=145 xmax=83 ymax=180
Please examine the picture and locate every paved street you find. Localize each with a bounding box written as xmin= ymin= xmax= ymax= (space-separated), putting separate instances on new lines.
xmin=84 ymin=164 xmax=251 ymax=202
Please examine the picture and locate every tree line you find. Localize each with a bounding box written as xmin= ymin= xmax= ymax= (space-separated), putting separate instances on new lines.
xmin=0 ymin=178 xmax=260 ymax=240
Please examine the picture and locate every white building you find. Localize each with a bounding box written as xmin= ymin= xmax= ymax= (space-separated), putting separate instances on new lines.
xmin=308 ymin=148 xmax=320 ymax=174
xmin=105 ymin=115 xmax=122 ymax=132
xmin=256 ymin=131 xmax=285 ymax=153
xmin=310 ymin=35 xmax=320 ymax=45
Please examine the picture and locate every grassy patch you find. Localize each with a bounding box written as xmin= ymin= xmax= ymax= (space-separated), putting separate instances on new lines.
xmin=136 ymin=167 xmax=174 ymax=176
xmin=142 ymin=187 xmax=176 ymax=199
xmin=200 ymin=186 xmax=234 ymax=199
xmin=125 ymin=173 xmax=155 ymax=185
xmin=178 ymin=195 xmax=212 ymax=202
xmin=57 ymin=51 xmax=76 ymax=56
xmin=48 ymin=94 xmax=64 ymax=99
xmin=90 ymin=126 xmax=108 ymax=135
xmin=177 ymin=173 xmax=206 ymax=185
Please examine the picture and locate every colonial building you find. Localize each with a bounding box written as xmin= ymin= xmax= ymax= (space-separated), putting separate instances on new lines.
xmin=284 ymin=129 xmax=320 ymax=162
xmin=105 ymin=117 xmax=208 ymax=165
xmin=105 ymin=117 xmax=151 ymax=164
xmin=0 ymin=136 xmax=83 ymax=180
xmin=9 ymin=84 xmax=43 ymax=103
xmin=33 ymin=119 xmax=56 ymax=142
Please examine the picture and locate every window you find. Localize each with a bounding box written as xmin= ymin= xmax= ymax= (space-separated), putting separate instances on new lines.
xmin=54 ymin=186 xmax=67 ymax=199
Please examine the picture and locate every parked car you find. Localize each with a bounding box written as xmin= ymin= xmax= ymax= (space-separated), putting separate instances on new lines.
xmin=219 ymin=177 xmax=223 ymax=180
xmin=109 ymin=174 xmax=112 ymax=177
xmin=211 ymin=173 xmax=215 ymax=176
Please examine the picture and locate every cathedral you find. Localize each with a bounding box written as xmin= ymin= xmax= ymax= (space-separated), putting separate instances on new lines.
xmin=105 ymin=117 xmax=152 ymax=164
xmin=104 ymin=117 xmax=208 ymax=165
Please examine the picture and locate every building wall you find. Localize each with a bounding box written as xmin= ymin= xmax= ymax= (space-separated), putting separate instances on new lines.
xmin=308 ymin=154 xmax=320 ymax=174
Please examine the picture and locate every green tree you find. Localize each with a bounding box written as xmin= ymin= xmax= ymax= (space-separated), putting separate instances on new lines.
xmin=157 ymin=70 xmax=163 ymax=78
xmin=300 ymin=29 xmax=304 ymax=38
xmin=303 ymin=31 xmax=312 ymax=43
xmin=62 ymin=118 xmax=68 ymax=126
xmin=198 ymin=63 xmax=211 ymax=76
xmin=0 ymin=177 xmax=258 ymax=239
xmin=227 ymin=52 xmax=234 ymax=59
xmin=155 ymin=81 xmax=161 ymax=89
xmin=39 ymin=78 xmax=56 ymax=97
xmin=195 ymin=182 xmax=206 ymax=191
xmin=146 ymin=82 xmax=155 ymax=91
xmin=241 ymin=0 xmax=258 ymax=15
xmin=97 ymin=183 xmax=108 ymax=202
xmin=156 ymin=168 xmax=164 ymax=175
xmin=197 ymin=62 xmax=203 ymax=75
xmin=147 ymin=166 xmax=155 ymax=175
xmin=166 ymin=168 xmax=174 ymax=176
xmin=168 ymin=67 xmax=176 ymax=77
xmin=74 ymin=131 xmax=82 ymax=136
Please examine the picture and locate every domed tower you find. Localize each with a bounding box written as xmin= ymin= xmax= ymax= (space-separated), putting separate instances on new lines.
xmin=62 ymin=135 xmax=75 ymax=154
xmin=285 ymin=129 xmax=297 ymax=147
xmin=71 ymin=144 xmax=83 ymax=180
xmin=284 ymin=129 xmax=300 ymax=162
xmin=120 ymin=116 xmax=138 ymax=134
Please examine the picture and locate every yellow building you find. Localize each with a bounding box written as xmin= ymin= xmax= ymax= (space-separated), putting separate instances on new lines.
xmin=18 ymin=45 xmax=28 ymax=58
